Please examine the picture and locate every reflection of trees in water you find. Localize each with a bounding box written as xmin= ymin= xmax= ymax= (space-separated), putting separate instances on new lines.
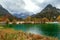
xmin=40 ymin=24 xmax=59 ymax=37
xmin=2 ymin=24 xmax=60 ymax=38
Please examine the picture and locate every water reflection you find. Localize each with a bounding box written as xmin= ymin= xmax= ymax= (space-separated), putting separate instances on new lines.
xmin=26 ymin=25 xmax=42 ymax=34
xmin=40 ymin=24 xmax=59 ymax=37
xmin=3 ymin=24 xmax=60 ymax=38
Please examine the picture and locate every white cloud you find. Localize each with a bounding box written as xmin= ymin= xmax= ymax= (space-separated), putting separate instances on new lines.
xmin=56 ymin=5 xmax=60 ymax=9
xmin=32 ymin=0 xmax=45 ymax=4
xmin=0 ymin=0 xmax=60 ymax=14
xmin=0 ymin=0 xmax=41 ymax=14
xmin=23 ymin=0 xmax=40 ymax=13
xmin=0 ymin=0 xmax=25 ymax=14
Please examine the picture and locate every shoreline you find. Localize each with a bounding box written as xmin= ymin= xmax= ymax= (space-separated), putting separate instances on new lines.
xmin=0 ymin=22 xmax=59 ymax=24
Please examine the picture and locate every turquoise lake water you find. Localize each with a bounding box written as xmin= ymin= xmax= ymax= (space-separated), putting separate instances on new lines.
xmin=1 ymin=23 xmax=60 ymax=38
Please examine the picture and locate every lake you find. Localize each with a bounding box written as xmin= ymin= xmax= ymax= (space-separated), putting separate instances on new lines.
xmin=0 ymin=23 xmax=60 ymax=39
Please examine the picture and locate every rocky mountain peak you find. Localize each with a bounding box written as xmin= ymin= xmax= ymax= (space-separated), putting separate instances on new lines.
xmin=43 ymin=4 xmax=54 ymax=11
xmin=46 ymin=4 xmax=53 ymax=8
xmin=32 ymin=4 xmax=60 ymax=20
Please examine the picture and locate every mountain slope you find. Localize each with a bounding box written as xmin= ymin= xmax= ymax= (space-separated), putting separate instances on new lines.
xmin=0 ymin=5 xmax=17 ymax=20
xmin=32 ymin=4 xmax=60 ymax=20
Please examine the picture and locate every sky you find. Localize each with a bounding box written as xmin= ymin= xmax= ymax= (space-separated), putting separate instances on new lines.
xmin=0 ymin=0 xmax=60 ymax=14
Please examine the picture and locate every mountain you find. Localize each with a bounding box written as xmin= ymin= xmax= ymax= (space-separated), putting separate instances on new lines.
xmin=32 ymin=4 xmax=60 ymax=20
xmin=0 ymin=4 xmax=17 ymax=21
xmin=13 ymin=12 xmax=33 ymax=19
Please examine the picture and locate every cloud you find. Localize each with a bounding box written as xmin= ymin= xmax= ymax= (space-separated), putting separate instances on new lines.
xmin=0 ymin=0 xmax=25 ymax=14
xmin=0 ymin=0 xmax=40 ymax=14
xmin=23 ymin=0 xmax=40 ymax=13
xmin=0 ymin=0 xmax=60 ymax=14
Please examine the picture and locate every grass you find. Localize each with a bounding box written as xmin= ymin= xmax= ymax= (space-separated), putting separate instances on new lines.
xmin=0 ymin=28 xmax=59 ymax=40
